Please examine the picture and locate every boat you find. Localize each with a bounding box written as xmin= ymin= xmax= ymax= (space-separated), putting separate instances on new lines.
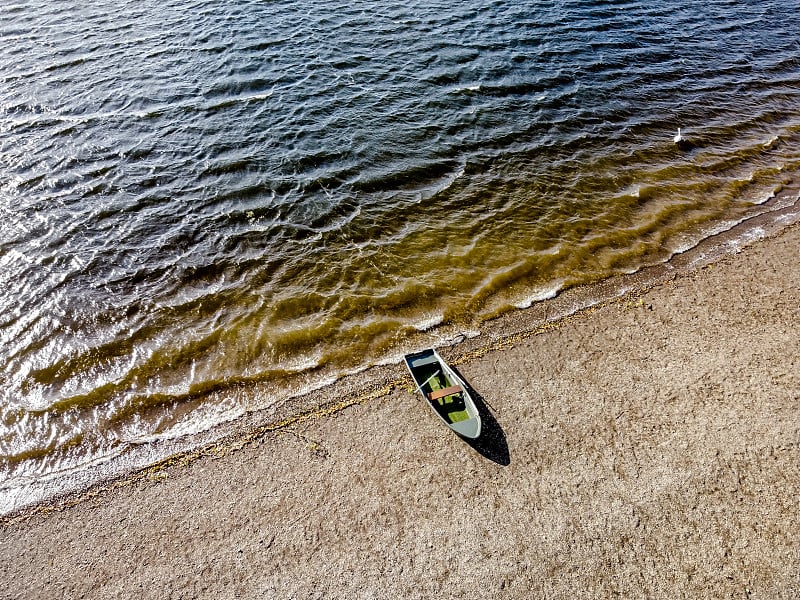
xmin=404 ymin=348 xmax=482 ymax=439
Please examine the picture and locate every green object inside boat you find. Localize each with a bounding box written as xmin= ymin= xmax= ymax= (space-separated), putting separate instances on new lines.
xmin=427 ymin=372 xmax=470 ymax=424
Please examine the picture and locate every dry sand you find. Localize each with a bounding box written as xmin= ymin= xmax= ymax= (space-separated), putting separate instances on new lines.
xmin=2 ymin=222 xmax=800 ymax=599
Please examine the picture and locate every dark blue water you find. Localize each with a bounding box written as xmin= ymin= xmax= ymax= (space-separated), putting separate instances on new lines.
xmin=2 ymin=0 xmax=800 ymax=513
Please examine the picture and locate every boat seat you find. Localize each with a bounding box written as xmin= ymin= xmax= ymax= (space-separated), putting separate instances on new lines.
xmin=428 ymin=385 xmax=462 ymax=401
xmin=410 ymin=355 xmax=439 ymax=368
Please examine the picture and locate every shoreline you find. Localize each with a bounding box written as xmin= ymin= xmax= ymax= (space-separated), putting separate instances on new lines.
xmin=2 ymin=184 xmax=800 ymax=522
xmin=2 ymin=209 xmax=800 ymax=596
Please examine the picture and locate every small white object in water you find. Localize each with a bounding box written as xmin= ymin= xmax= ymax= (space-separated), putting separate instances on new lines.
xmin=673 ymin=127 xmax=693 ymax=150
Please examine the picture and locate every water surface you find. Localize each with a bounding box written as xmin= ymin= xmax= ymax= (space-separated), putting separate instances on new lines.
xmin=2 ymin=0 xmax=800 ymax=511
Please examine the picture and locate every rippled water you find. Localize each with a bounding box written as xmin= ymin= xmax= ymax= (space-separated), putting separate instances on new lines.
xmin=2 ymin=0 xmax=800 ymax=510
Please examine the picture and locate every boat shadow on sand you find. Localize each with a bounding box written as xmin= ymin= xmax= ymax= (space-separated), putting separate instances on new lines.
xmin=449 ymin=366 xmax=510 ymax=466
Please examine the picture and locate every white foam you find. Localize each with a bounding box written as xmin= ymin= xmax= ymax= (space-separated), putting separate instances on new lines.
xmin=413 ymin=313 xmax=444 ymax=331
xmin=513 ymin=284 xmax=561 ymax=309
xmin=451 ymin=84 xmax=481 ymax=93
xmin=724 ymin=225 xmax=767 ymax=251
xmin=241 ymin=89 xmax=274 ymax=103
xmin=619 ymin=184 xmax=641 ymax=199
xmin=376 ymin=351 xmax=407 ymax=367
xmin=0 ymin=444 xmax=126 ymax=496
xmin=137 ymin=401 xmax=245 ymax=443
xmin=280 ymin=351 xmax=324 ymax=374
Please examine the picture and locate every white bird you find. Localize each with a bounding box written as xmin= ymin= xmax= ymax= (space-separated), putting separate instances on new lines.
xmin=673 ymin=127 xmax=694 ymax=150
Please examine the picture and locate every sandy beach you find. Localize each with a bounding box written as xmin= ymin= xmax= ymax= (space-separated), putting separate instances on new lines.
xmin=2 ymin=218 xmax=800 ymax=598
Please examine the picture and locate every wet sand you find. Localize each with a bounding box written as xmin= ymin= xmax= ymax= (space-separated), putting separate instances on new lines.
xmin=2 ymin=221 xmax=800 ymax=598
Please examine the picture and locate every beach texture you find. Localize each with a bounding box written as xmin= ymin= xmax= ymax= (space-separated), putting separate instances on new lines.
xmin=2 ymin=223 xmax=799 ymax=599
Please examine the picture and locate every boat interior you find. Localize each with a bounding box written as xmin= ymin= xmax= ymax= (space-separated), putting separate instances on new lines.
xmin=409 ymin=356 xmax=471 ymax=424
